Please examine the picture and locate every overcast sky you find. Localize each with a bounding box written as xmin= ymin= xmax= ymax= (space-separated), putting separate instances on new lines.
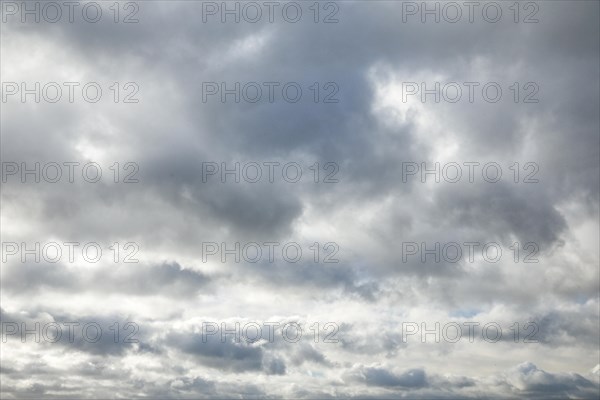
xmin=1 ymin=0 xmax=599 ymax=398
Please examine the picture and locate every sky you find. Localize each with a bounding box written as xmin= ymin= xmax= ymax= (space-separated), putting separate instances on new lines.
xmin=1 ymin=0 xmax=599 ymax=398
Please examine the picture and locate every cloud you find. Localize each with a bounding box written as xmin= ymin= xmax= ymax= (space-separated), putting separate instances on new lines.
xmin=1 ymin=0 xmax=598 ymax=398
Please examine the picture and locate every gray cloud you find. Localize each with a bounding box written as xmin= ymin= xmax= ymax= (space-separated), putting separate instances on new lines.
xmin=1 ymin=0 xmax=598 ymax=398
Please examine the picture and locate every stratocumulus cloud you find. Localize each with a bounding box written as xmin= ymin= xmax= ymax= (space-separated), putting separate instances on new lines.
xmin=1 ymin=1 xmax=599 ymax=398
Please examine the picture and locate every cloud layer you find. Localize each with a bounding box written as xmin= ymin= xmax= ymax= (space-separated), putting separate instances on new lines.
xmin=1 ymin=0 xmax=599 ymax=398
